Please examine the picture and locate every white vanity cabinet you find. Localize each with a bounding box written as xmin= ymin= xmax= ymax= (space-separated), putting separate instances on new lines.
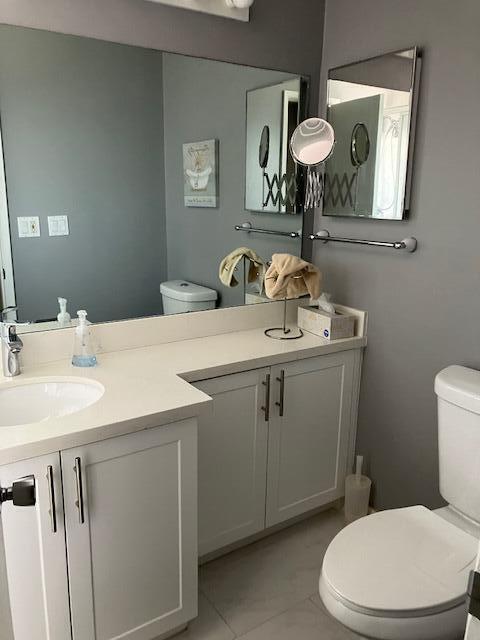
xmin=194 ymin=350 xmax=360 ymax=556
xmin=0 ymin=418 xmax=197 ymax=640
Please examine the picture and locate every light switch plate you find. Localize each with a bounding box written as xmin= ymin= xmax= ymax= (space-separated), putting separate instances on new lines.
xmin=17 ymin=216 xmax=40 ymax=238
xmin=48 ymin=215 xmax=69 ymax=236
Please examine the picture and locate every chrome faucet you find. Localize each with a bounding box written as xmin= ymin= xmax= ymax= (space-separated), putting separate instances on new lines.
xmin=1 ymin=322 xmax=24 ymax=377
xmin=0 ymin=308 xmax=29 ymax=377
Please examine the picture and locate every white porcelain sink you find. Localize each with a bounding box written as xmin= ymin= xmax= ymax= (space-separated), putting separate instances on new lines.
xmin=0 ymin=379 xmax=104 ymax=427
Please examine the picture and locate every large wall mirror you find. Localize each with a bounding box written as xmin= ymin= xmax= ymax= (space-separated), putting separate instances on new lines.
xmin=324 ymin=47 xmax=421 ymax=220
xmin=0 ymin=25 xmax=309 ymax=331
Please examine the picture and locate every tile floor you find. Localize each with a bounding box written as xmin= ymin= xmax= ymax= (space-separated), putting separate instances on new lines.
xmin=179 ymin=508 xmax=364 ymax=640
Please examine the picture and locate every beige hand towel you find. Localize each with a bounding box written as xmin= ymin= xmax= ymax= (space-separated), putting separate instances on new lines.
xmin=264 ymin=253 xmax=321 ymax=300
xmin=219 ymin=247 xmax=266 ymax=290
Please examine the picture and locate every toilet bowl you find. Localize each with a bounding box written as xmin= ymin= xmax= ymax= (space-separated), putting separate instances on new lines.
xmin=320 ymin=506 xmax=477 ymax=639
xmin=319 ymin=366 xmax=480 ymax=640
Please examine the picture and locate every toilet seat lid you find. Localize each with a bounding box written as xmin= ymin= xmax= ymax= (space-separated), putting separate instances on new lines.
xmin=322 ymin=506 xmax=478 ymax=617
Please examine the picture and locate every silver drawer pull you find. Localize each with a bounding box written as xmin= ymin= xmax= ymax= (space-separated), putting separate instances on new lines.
xmin=46 ymin=466 xmax=57 ymax=533
xmin=261 ymin=373 xmax=271 ymax=422
xmin=275 ymin=369 xmax=285 ymax=417
xmin=73 ymin=457 xmax=85 ymax=524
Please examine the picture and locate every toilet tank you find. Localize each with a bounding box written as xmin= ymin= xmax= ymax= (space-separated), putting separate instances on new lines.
xmin=435 ymin=365 xmax=480 ymax=523
xmin=160 ymin=280 xmax=217 ymax=315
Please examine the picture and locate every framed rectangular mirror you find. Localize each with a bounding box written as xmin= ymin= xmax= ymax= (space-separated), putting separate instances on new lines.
xmin=0 ymin=24 xmax=309 ymax=331
xmin=324 ymin=47 xmax=421 ymax=220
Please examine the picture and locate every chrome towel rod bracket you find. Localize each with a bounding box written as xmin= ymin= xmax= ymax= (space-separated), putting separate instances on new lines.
xmin=310 ymin=229 xmax=417 ymax=253
xmin=235 ymin=221 xmax=301 ymax=239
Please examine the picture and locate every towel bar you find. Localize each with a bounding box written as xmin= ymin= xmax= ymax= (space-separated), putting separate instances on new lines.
xmin=235 ymin=222 xmax=301 ymax=239
xmin=310 ymin=229 xmax=417 ymax=252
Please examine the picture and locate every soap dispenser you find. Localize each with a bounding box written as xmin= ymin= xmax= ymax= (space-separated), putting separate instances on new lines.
xmin=72 ymin=310 xmax=97 ymax=367
xmin=57 ymin=297 xmax=71 ymax=328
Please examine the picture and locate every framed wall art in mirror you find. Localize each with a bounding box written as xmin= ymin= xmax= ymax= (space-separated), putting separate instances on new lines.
xmin=324 ymin=47 xmax=421 ymax=220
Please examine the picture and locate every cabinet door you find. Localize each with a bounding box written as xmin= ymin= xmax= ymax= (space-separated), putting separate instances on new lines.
xmin=266 ymin=351 xmax=356 ymax=527
xmin=62 ymin=419 xmax=197 ymax=640
xmin=194 ymin=369 xmax=269 ymax=556
xmin=0 ymin=453 xmax=71 ymax=640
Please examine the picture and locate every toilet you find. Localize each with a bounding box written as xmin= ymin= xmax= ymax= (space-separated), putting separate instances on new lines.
xmin=160 ymin=280 xmax=217 ymax=315
xmin=320 ymin=365 xmax=480 ymax=640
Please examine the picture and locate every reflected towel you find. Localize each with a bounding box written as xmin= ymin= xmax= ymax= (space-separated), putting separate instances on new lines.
xmin=264 ymin=253 xmax=321 ymax=300
xmin=219 ymin=247 xmax=266 ymax=291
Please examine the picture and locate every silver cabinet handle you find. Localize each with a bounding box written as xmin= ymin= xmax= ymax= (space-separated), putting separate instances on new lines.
xmin=275 ymin=370 xmax=285 ymax=417
xmin=46 ymin=466 xmax=57 ymax=533
xmin=73 ymin=457 xmax=85 ymax=524
xmin=261 ymin=373 xmax=271 ymax=422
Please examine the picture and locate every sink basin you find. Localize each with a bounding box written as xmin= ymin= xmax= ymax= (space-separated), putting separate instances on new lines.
xmin=0 ymin=379 xmax=104 ymax=427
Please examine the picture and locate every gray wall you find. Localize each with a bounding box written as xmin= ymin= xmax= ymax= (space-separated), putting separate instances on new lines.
xmin=163 ymin=54 xmax=302 ymax=308
xmin=331 ymin=53 xmax=414 ymax=92
xmin=0 ymin=25 xmax=167 ymax=322
xmin=0 ymin=0 xmax=325 ymax=114
xmin=316 ymin=0 xmax=480 ymax=509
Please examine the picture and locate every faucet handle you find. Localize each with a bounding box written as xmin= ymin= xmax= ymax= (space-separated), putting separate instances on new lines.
xmin=0 ymin=321 xmax=29 ymax=341
xmin=0 ymin=306 xmax=17 ymax=322
xmin=0 ymin=317 xmax=27 ymax=377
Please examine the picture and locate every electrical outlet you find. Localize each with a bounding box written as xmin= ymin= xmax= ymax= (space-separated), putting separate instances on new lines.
xmin=17 ymin=216 xmax=40 ymax=238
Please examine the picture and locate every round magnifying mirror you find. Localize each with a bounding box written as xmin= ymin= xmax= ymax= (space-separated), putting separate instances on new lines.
xmin=350 ymin=122 xmax=370 ymax=167
xmin=258 ymin=125 xmax=270 ymax=169
xmin=289 ymin=117 xmax=335 ymax=167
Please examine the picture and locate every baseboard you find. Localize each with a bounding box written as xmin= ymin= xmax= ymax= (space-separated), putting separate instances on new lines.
xmin=199 ymin=498 xmax=343 ymax=565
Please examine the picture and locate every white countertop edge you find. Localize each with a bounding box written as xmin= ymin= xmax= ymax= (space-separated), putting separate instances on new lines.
xmin=0 ymin=328 xmax=366 ymax=465
xmin=0 ymin=400 xmax=211 ymax=467
xmin=180 ymin=336 xmax=366 ymax=382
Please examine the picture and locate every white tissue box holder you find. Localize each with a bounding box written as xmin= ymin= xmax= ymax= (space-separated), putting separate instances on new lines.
xmin=297 ymin=306 xmax=355 ymax=340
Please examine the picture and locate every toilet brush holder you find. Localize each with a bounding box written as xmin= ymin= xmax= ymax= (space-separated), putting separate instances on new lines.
xmin=344 ymin=475 xmax=371 ymax=523
xmin=344 ymin=455 xmax=371 ymax=523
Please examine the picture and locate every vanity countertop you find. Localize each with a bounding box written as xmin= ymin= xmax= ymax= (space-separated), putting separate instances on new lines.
xmin=0 ymin=327 xmax=366 ymax=465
